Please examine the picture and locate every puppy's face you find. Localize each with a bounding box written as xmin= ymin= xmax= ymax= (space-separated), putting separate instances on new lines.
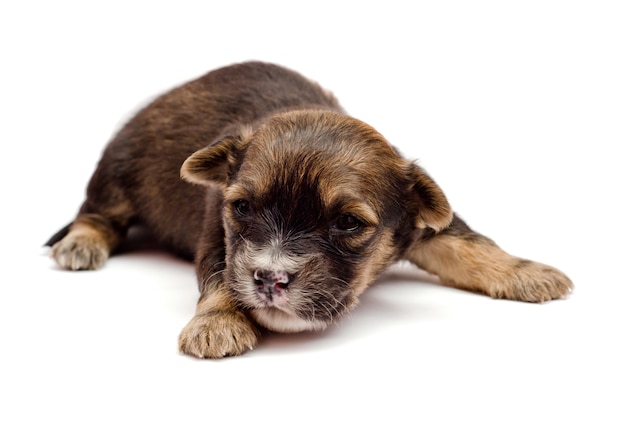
xmin=182 ymin=111 xmax=452 ymax=333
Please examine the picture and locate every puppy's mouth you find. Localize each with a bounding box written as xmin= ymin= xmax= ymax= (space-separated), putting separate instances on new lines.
xmin=228 ymin=248 xmax=352 ymax=333
xmin=235 ymin=271 xmax=345 ymax=333
xmin=249 ymin=271 xmax=321 ymax=332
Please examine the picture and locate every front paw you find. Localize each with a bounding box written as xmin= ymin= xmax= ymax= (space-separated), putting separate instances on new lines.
xmin=491 ymin=260 xmax=574 ymax=303
xmin=178 ymin=310 xmax=260 ymax=359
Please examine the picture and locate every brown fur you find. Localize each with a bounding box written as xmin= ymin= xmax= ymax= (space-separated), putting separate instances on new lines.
xmin=406 ymin=217 xmax=572 ymax=302
xmin=47 ymin=61 xmax=573 ymax=358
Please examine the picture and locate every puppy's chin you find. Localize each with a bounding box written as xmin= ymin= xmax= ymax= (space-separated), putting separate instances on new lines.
xmin=251 ymin=307 xmax=328 ymax=333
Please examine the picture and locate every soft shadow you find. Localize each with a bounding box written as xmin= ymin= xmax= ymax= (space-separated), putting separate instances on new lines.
xmin=115 ymin=225 xmax=171 ymax=255
xmin=374 ymin=261 xmax=442 ymax=286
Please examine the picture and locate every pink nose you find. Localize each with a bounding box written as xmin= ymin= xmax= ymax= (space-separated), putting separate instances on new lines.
xmin=254 ymin=269 xmax=290 ymax=292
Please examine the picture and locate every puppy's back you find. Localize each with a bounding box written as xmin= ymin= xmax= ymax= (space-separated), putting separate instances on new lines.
xmin=53 ymin=62 xmax=343 ymax=258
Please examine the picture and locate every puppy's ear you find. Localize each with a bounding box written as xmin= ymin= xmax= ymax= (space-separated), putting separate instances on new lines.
xmin=407 ymin=164 xmax=453 ymax=232
xmin=181 ymin=136 xmax=244 ymax=187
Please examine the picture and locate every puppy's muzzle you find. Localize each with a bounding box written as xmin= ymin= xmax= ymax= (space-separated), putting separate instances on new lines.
xmin=254 ymin=269 xmax=290 ymax=301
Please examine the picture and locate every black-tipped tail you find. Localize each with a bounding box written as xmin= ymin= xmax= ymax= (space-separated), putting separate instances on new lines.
xmin=44 ymin=223 xmax=72 ymax=247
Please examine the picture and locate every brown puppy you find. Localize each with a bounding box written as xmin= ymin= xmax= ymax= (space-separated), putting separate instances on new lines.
xmin=47 ymin=61 xmax=573 ymax=359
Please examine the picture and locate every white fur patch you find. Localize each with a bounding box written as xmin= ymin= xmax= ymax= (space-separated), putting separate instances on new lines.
xmin=247 ymin=237 xmax=306 ymax=273
xmin=251 ymin=307 xmax=327 ymax=333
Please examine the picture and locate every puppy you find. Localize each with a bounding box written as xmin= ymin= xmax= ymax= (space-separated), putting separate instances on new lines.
xmin=47 ymin=61 xmax=573 ymax=358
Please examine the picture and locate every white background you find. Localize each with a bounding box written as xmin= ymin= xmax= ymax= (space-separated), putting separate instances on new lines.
xmin=1 ymin=1 xmax=624 ymax=425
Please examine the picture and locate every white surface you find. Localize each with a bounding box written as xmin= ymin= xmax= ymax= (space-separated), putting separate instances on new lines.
xmin=1 ymin=1 xmax=624 ymax=425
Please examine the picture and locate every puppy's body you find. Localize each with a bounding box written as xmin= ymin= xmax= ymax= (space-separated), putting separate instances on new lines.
xmin=48 ymin=61 xmax=572 ymax=358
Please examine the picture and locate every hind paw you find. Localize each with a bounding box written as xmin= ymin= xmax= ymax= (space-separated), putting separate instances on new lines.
xmin=51 ymin=229 xmax=110 ymax=270
xmin=489 ymin=260 xmax=574 ymax=303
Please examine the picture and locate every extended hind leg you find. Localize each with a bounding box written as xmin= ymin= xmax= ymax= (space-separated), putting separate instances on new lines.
xmin=404 ymin=215 xmax=573 ymax=302
xmin=48 ymin=171 xmax=135 ymax=271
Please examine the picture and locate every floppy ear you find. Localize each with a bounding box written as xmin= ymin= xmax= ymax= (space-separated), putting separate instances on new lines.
xmin=407 ymin=164 xmax=453 ymax=232
xmin=180 ymin=136 xmax=243 ymax=187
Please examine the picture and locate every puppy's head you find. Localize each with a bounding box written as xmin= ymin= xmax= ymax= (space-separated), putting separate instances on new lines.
xmin=182 ymin=110 xmax=452 ymax=332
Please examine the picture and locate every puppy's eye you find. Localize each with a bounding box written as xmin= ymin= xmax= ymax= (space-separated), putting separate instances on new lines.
xmin=335 ymin=214 xmax=362 ymax=232
xmin=233 ymin=199 xmax=250 ymax=216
